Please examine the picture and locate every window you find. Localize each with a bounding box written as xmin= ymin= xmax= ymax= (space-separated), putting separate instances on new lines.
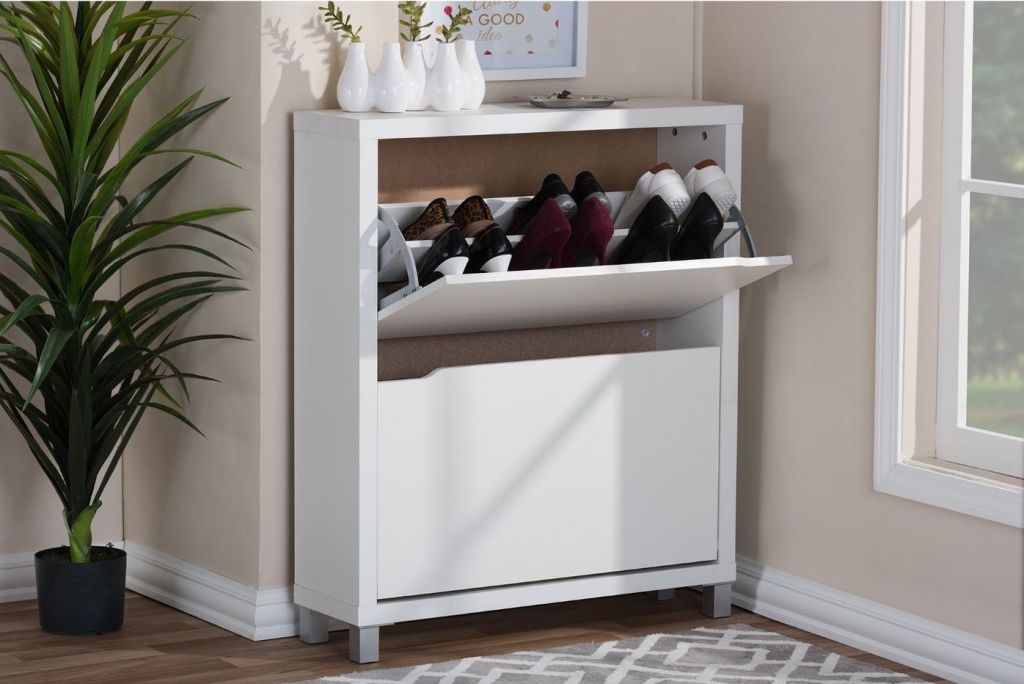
xmin=874 ymin=1 xmax=1023 ymax=527
xmin=936 ymin=1 xmax=1024 ymax=479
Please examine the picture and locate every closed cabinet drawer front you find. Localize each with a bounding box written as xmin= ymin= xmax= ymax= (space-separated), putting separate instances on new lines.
xmin=377 ymin=348 xmax=720 ymax=599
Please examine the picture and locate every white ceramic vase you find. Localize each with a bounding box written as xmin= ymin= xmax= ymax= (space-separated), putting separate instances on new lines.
xmin=374 ymin=43 xmax=409 ymax=113
xmin=402 ymin=42 xmax=428 ymax=111
xmin=428 ymin=42 xmax=464 ymax=112
xmin=337 ymin=42 xmax=373 ymax=112
xmin=457 ymin=39 xmax=485 ymax=110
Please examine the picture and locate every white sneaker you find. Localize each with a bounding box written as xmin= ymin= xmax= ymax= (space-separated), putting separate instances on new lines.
xmin=682 ymin=159 xmax=737 ymax=216
xmin=614 ymin=163 xmax=691 ymax=230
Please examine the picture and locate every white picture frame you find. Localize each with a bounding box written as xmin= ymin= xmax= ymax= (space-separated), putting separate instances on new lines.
xmin=420 ymin=2 xmax=587 ymax=82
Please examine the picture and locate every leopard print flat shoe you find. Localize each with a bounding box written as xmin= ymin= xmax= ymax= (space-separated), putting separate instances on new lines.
xmin=452 ymin=195 xmax=495 ymax=239
xmin=402 ymin=197 xmax=453 ymax=241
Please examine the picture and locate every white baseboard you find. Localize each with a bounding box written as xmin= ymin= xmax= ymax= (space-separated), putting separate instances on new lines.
xmin=734 ymin=556 xmax=1024 ymax=684
xmin=124 ymin=542 xmax=310 ymax=641
xmin=0 ymin=550 xmax=39 ymax=603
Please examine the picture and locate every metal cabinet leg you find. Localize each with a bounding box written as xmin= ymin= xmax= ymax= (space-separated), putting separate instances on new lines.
xmin=299 ymin=607 xmax=330 ymax=644
xmin=649 ymin=588 xmax=676 ymax=601
xmin=348 ymin=625 xmax=380 ymax=663
xmin=701 ymin=583 xmax=732 ymax=618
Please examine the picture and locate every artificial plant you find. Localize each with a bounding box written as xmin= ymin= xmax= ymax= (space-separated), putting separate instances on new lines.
xmin=438 ymin=5 xmax=472 ymax=43
xmin=320 ymin=1 xmax=362 ymax=43
xmin=398 ymin=1 xmax=432 ymax=43
xmin=0 ymin=2 xmax=246 ymax=563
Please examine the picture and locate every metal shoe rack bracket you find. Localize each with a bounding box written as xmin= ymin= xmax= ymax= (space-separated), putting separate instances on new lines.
xmin=293 ymin=99 xmax=792 ymax=663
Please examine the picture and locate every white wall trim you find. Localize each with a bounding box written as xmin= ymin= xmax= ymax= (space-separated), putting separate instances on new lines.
xmin=0 ymin=550 xmax=40 ymax=603
xmin=124 ymin=542 xmax=310 ymax=641
xmin=735 ymin=556 xmax=1024 ymax=684
xmin=873 ymin=0 xmax=1023 ymax=528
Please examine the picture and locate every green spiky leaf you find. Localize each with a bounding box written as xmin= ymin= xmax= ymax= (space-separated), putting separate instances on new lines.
xmin=0 ymin=1 xmax=247 ymax=564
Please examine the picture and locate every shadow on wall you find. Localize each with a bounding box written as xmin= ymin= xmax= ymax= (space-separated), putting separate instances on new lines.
xmin=733 ymin=101 xmax=790 ymax=565
xmin=258 ymin=5 xmax=351 ymax=588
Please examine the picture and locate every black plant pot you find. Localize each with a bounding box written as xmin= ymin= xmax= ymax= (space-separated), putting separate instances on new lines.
xmin=34 ymin=546 xmax=126 ymax=635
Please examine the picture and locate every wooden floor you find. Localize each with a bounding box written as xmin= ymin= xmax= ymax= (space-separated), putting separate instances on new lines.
xmin=0 ymin=590 xmax=944 ymax=683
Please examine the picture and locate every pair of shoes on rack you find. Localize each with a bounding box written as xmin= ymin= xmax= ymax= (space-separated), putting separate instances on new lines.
xmin=506 ymin=171 xmax=612 ymax=236
xmin=403 ymin=195 xmax=496 ymax=241
xmin=509 ymin=171 xmax=614 ymax=271
xmin=614 ymin=159 xmax=737 ymax=231
xmin=417 ymin=224 xmax=513 ymax=285
xmin=613 ymin=158 xmax=739 ymax=264
xmin=402 ymin=195 xmax=513 ymax=285
xmin=614 ymin=192 xmax=726 ymax=264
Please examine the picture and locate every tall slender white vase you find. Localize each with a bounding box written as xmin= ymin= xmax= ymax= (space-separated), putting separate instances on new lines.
xmin=457 ymin=39 xmax=485 ymax=110
xmin=428 ymin=42 xmax=464 ymax=112
xmin=402 ymin=42 xmax=428 ymax=111
xmin=374 ymin=43 xmax=409 ymax=113
xmin=337 ymin=42 xmax=373 ymax=112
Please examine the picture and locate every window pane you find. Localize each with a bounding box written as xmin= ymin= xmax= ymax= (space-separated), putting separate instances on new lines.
xmin=971 ymin=2 xmax=1024 ymax=185
xmin=966 ymin=193 xmax=1024 ymax=438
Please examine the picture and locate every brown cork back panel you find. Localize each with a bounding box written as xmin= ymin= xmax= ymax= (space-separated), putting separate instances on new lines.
xmin=379 ymin=321 xmax=658 ymax=381
xmin=378 ymin=130 xmax=657 ymax=202
xmin=379 ymin=129 xmax=660 ymax=379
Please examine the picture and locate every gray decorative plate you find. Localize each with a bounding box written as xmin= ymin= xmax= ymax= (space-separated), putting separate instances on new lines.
xmin=517 ymin=92 xmax=628 ymax=109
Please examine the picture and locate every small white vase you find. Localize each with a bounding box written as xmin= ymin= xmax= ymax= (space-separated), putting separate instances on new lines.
xmin=374 ymin=43 xmax=409 ymax=113
xmin=428 ymin=42 xmax=464 ymax=112
xmin=402 ymin=42 xmax=428 ymax=111
xmin=337 ymin=42 xmax=373 ymax=112
xmin=457 ymin=39 xmax=485 ymax=110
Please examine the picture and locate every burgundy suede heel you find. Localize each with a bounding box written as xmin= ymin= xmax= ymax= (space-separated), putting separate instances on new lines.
xmin=509 ymin=198 xmax=572 ymax=271
xmin=561 ymin=196 xmax=614 ymax=268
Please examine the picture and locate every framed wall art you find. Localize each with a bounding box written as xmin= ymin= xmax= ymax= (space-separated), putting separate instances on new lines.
xmin=422 ymin=2 xmax=588 ymax=81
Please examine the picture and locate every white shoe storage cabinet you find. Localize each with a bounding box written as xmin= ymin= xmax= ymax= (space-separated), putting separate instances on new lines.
xmin=293 ymin=99 xmax=791 ymax=663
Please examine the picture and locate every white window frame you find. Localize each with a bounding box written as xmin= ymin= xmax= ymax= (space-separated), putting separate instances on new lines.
xmin=874 ymin=1 xmax=1023 ymax=528
xmin=936 ymin=1 xmax=1024 ymax=479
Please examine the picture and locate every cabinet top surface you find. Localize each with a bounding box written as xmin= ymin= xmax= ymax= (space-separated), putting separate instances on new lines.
xmin=293 ymin=97 xmax=742 ymax=140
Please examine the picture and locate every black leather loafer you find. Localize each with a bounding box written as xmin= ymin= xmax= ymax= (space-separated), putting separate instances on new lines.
xmin=465 ymin=224 xmax=513 ymax=274
xmin=612 ymin=195 xmax=679 ymax=264
xmin=507 ymin=173 xmax=577 ymax=235
xmin=417 ymin=226 xmax=470 ymax=285
xmin=571 ymin=170 xmax=612 ymax=216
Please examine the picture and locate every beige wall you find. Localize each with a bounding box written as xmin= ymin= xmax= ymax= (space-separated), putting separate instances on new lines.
xmin=0 ymin=44 xmax=123 ymax=555
xmin=121 ymin=3 xmax=263 ymax=585
xmin=255 ymin=0 xmax=697 ymax=588
xmin=703 ymin=2 xmax=1023 ymax=648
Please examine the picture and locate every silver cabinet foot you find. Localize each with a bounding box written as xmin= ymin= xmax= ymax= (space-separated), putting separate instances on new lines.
xmin=299 ymin=607 xmax=330 ymax=644
xmin=648 ymin=588 xmax=676 ymax=601
xmin=701 ymin=582 xmax=732 ymax=618
xmin=348 ymin=625 xmax=380 ymax=663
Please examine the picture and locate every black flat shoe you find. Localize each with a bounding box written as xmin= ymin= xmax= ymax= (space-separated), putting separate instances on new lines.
xmin=418 ymin=226 xmax=470 ymax=285
xmin=571 ymin=171 xmax=612 ymax=216
xmin=671 ymin=192 xmax=724 ymax=260
xmin=507 ymin=173 xmax=577 ymax=235
xmin=465 ymin=224 xmax=513 ymax=274
xmin=612 ymin=195 xmax=679 ymax=264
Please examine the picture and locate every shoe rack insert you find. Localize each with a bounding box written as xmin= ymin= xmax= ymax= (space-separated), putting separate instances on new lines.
xmin=293 ymin=99 xmax=791 ymax=663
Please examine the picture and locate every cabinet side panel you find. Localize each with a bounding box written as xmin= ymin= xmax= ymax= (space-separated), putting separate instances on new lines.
xmin=294 ymin=132 xmax=378 ymax=607
xmin=656 ymin=123 xmax=741 ymax=567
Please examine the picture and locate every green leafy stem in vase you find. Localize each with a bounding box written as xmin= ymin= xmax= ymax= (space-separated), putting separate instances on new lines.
xmin=399 ymin=1 xmax=432 ymax=42
xmin=438 ymin=5 xmax=472 ymax=43
xmin=320 ymin=1 xmax=362 ymax=43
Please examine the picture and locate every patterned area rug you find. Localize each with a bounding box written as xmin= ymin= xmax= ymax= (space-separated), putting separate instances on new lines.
xmin=295 ymin=625 xmax=925 ymax=683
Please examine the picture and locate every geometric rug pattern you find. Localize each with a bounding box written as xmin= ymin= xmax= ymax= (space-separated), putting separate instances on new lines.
xmin=297 ymin=625 xmax=926 ymax=683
